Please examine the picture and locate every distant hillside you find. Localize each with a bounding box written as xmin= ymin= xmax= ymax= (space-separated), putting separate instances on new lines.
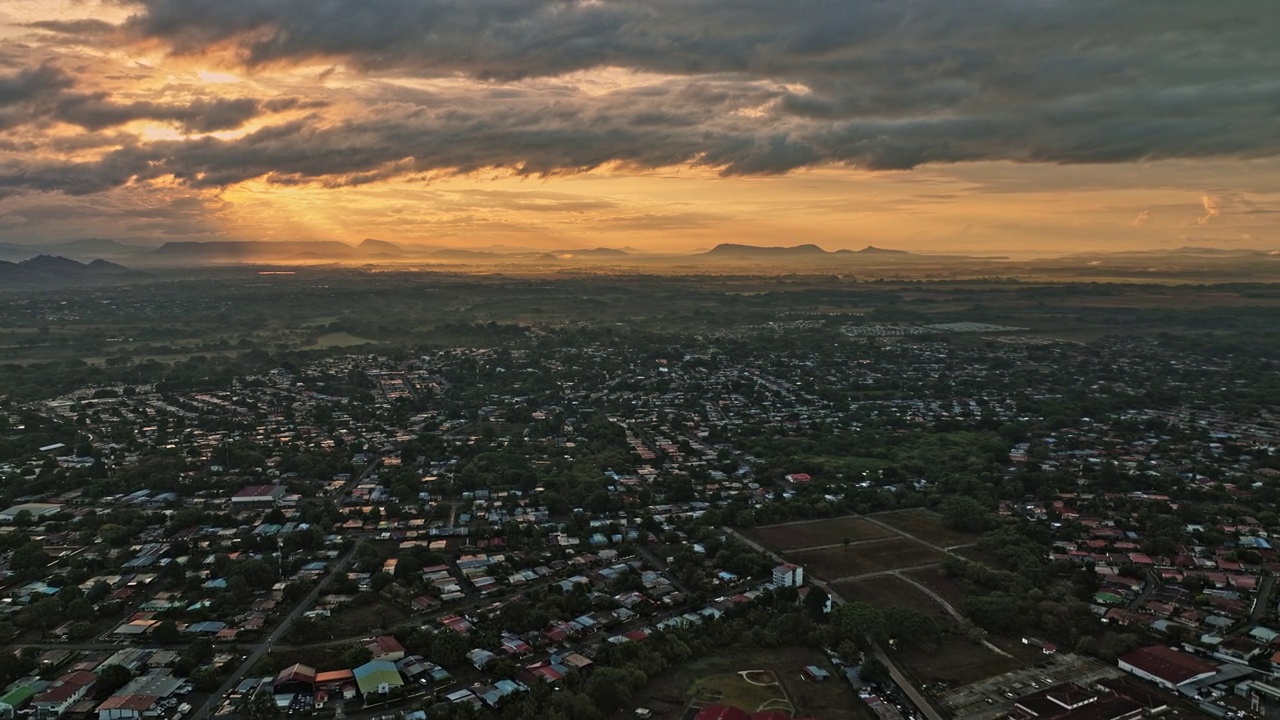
xmin=836 ymin=245 xmax=911 ymax=255
xmin=148 ymin=240 xmax=363 ymax=263
xmin=0 ymin=238 xmax=147 ymax=262
xmin=541 ymin=247 xmax=632 ymax=260
xmin=0 ymin=255 xmax=140 ymax=290
xmin=701 ymin=243 xmax=830 ymax=258
xmin=358 ymin=238 xmax=408 ymax=255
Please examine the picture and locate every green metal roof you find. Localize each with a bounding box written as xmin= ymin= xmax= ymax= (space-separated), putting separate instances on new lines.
xmin=0 ymin=686 xmax=36 ymax=707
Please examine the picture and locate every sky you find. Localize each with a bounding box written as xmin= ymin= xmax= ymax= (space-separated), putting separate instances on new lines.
xmin=0 ymin=0 xmax=1277 ymax=257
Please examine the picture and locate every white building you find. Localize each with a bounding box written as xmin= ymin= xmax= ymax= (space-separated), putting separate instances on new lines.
xmin=772 ymin=563 xmax=804 ymax=588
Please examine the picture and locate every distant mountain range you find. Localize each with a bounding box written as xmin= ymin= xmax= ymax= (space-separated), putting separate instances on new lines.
xmin=0 ymin=239 xmax=146 ymax=263
xmin=0 ymin=255 xmax=139 ymax=291
xmin=0 ymin=239 xmax=1273 ymax=272
xmin=696 ymin=243 xmax=957 ymax=262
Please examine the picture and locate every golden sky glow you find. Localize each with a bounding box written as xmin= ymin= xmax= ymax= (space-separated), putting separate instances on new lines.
xmin=0 ymin=0 xmax=1276 ymax=257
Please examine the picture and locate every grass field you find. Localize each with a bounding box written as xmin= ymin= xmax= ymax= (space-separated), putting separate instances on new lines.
xmin=691 ymin=673 xmax=788 ymax=714
xmin=312 ymin=331 xmax=379 ymax=347
xmin=791 ymin=537 xmax=943 ymax=581
xmin=628 ymin=646 xmax=871 ymax=720
xmin=957 ymin=545 xmax=1007 ymax=569
xmin=309 ymin=596 xmax=409 ymax=639
xmin=830 ymin=574 xmax=952 ymax=620
xmin=873 ymin=509 xmax=979 ymax=548
xmin=905 ymin=566 xmax=970 ymax=609
xmin=747 ymin=516 xmax=896 ymax=551
xmin=892 ymin=634 xmax=1029 ymax=687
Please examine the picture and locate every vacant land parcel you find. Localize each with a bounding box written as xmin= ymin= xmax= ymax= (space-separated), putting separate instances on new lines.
xmin=872 ymin=509 xmax=979 ymax=548
xmin=746 ymin=516 xmax=896 ymax=551
xmin=791 ymin=537 xmax=943 ymax=581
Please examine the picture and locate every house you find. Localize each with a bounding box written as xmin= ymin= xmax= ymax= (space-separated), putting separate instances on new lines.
xmin=96 ymin=695 xmax=157 ymax=720
xmin=1117 ymin=646 xmax=1217 ymax=690
xmin=466 ymin=649 xmax=499 ymax=670
xmin=366 ymin=636 xmax=406 ymax=662
xmin=33 ymin=672 xmax=96 ymax=719
xmin=272 ymin=664 xmax=316 ymax=695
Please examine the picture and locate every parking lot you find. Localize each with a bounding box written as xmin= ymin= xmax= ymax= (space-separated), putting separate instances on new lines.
xmin=937 ymin=653 xmax=1123 ymax=719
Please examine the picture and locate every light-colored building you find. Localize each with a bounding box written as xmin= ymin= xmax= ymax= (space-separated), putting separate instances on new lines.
xmin=0 ymin=503 xmax=62 ymax=523
xmin=772 ymin=563 xmax=804 ymax=588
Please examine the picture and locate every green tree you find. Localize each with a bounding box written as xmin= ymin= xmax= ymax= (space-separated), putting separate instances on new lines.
xmin=96 ymin=664 xmax=133 ymax=699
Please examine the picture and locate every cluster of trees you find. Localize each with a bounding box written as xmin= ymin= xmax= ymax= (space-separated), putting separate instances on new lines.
xmin=938 ymin=526 xmax=1143 ymax=661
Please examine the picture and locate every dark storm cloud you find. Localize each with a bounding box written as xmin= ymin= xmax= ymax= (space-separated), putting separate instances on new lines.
xmin=0 ymin=64 xmax=73 ymax=107
xmin=26 ymin=19 xmax=119 ymax=36
xmin=53 ymin=94 xmax=264 ymax=132
xmin=107 ymin=0 xmax=1280 ymax=171
xmin=0 ymin=64 xmax=309 ymax=134
xmin=2 ymin=0 xmax=1276 ymax=197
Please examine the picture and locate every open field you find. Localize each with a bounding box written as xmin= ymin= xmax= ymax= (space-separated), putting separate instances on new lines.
xmin=873 ymin=509 xmax=979 ymax=548
xmin=892 ymin=634 xmax=1033 ymax=688
xmin=308 ymin=596 xmax=409 ymax=640
xmin=790 ymin=537 xmax=942 ymax=581
xmin=956 ymin=545 xmax=1007 ymax=569
xmin=626 ymin=646 xmax=870 ymax=720
xmin=831 ymin=574 xmax=952 ymax=621
xmin=312 ymin=331 xmax=379 ymax=348
xmin=691 ymin=673 xmax=788 ymax=715
xmin=747 ymin=516 xmax=896 ymax=551
xmin=904 ymin=566 xmax=970 ymax=609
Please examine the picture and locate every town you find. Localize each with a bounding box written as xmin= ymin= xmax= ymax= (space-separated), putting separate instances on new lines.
xmin=1 ymin=279 xmax=1278 ymax=720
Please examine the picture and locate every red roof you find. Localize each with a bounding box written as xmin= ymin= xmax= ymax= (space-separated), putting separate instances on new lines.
xmin=751 ymin=712 xmax=792 ymax=720
xmin=274 ymin=663 xmax=317 ymax=686
xmin=36 ymin=671 xmax=96 ymax=704
xmin=695 ymin=706 xmax=751 ymax=720
xmin=369 ymin=635 xmax=405 ymax=657
xmin=315 ymin=670 xmax=354 ymax=684
xmin=1119 ymin=646 xmax=1215 ymax=685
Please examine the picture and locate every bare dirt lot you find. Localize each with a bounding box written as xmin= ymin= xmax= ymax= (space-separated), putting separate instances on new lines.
xmin=790 ymin=537 xmax=943 ymax=581
xmin=872 ymin=509 xmax=979 ymax=548
xmin=747 ymin=516 xmax=897 ymax=551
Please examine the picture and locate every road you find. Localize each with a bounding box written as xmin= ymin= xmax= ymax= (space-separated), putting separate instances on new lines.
xmin=189 ymin=536 xmax=366 ymax=720
xmin=871 ymin=645 xmax=947 ymax=720
xmin=1125 ymin=570 xmax=1160 ymax=613
xmin=1248 ymin=574 xmax=1275 ymax=627
xmin=633 ymin=545 xmax=694 ymax=595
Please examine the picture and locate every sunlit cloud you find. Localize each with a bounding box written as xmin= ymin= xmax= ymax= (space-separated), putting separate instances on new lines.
xmin=0 ymin=0 xmax=1275 ymax=255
